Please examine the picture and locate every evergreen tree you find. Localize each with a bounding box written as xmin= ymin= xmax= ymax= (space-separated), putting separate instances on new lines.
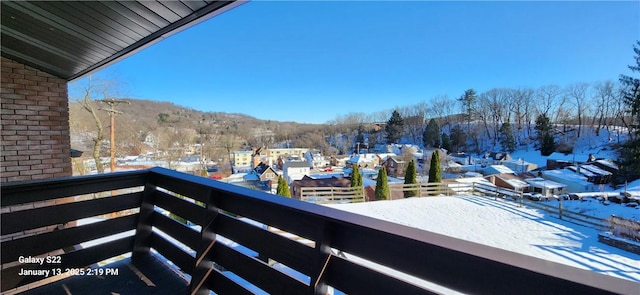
xmin=441 ymin=132 xmax=452 ymax=153
xmin=276 ymin=175 xmax=291 ymax=197
xmin=385 ymin=110 xmax=405 ymax=144
xmin=423 ymin=119 xmax=440 ymax=148
xmin=499 ymin=122 xmax=516 ymax=152
xmin=535 ymin=114 xmax=555 ymax=156
xmin=619 ymin=41 xmax=640 ymax=136
xmin=428 ymin=150 xmax=442 ymax=183
xmin=375 ymin=167 xmax=390 ymax=200
xmin=350 ymin=165 xmax=363 ymax=187
xmin=450 ymin=125 xmax=466 ymax=152
xmin=617 ymin=41 xmax=640 ymax=182
xmin=458 ymin=89 xmax=477 ymax=132
xmin=403 ymin=160 xmax=418 ymax=197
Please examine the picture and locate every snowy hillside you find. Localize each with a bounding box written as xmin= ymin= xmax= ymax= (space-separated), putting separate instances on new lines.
xmin=328 ymin=196 xmax=640 ymax=283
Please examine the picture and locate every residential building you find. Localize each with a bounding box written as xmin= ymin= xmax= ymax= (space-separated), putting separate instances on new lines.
xmin=384 ymin=156 xmax=407 ymax=178
xmin=502 ymin=158 xmax=537 ymax=173
xmin=525 ymin=177 xmax=568 ymax=196
xmin=232 ymin=150 xmax=252 ymax=167
xmin=541 ymin=169 xmax=594 ymax=193
xmin=283 ymin=161 xmax=311 ymax=184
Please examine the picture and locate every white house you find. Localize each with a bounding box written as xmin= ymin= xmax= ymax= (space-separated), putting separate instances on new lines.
xmin=541 ymin=169 xmax=595 ymax=193
xmin=525 ymin=177 xmax=568 ymax=196
xmin=283 ymin=161 xmax=311 ymax=184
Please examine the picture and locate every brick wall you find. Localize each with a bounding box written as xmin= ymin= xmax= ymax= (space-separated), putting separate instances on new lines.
xmin=1 ymin=57 xmax=72 ymax=182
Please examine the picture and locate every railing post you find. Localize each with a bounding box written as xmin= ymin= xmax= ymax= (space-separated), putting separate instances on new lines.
xmin=311 ymin=222 xmax=331 ymax=294
xmin=189 ymin=189 xmax=218 ymax=295
xmin=132 ymin=180 xmax=156 ymax=261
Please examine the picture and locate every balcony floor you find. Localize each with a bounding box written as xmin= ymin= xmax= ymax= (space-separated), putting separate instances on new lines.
xmin=19 ymin=254 xmax=189 ymax=295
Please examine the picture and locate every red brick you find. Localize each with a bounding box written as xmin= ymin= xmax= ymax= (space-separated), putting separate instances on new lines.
xmin=20 ymin=169 xmax=43 ymax=176
xmin=30 ymin=154 xmax=52 ymax=160
xmin=20 ymin=159 xmax=42 ymax=165
xmin=13 ymin=69 xmax=36 ymax=76
xmin=5 ymin=155 xmax=29 ymax=161
xmin=1 ymin=150 xmax=17 ymax=156
xmin=17 ymin=150 xmax=40 ymax=156
xmin=16 ymin=120 xmax=38 ymax=126
xmin=8 ymin=175 xmax=33 ymax=181
xmin=15 ymin=109 xmax=37 ymax=115
xmin=3 ymin=135 xmax=27 ymax=141
xmin=43 ymin=158 xmax=63 ymax=164
xmin=2 ymin=171 xmax=19 ymax=178
xmin=1 ymin=119 xmax=16 ymax=125
xmin=43 ymin=168 xmax=62 ymax=174
xmin=3 ymin=104 xmax=26 ymax=110
xmin=6 ymin=165 xmax=28 ymax=172
xmin=0 ymin=87 xmax=15 ymax=93
xmin=27 ymin=105 xmax=49 ymax=111
xmin=28 ymin=125 xmax=49 ymax=131
xmin=6 ymin=73 xmax=25 ymax=79
xmin=24 ymin=74 xmax=47 ymax=82
xmin=31 ymin=173 xmax=54 ymax=180
xmin=31 ymin=164 xmax=53 ymax=170
xmin=15 ymin=89 xmax=38 ymax=95
xmin=3 ymin=125 xmax=27 ymax=131
xmin=2 ymin=114 xmax=25 ymax=120
xmin=1 ymin=83 xmax=24 ymax=90
xmin=17 ymin=130 xmax=40 ymax=136
xmin=25 ymin=85 xmax=48 ymax=92
xmin=2 ymin=93 xmax=26 ymax=100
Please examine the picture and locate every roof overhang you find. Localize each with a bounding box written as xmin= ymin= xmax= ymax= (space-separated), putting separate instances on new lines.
xmin=1 ymin=0 xmax=245 ymax=81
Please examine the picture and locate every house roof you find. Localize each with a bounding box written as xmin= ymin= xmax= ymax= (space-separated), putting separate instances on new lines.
xmin=285 ymin=161 xmax=310 ymax=168
xmin=1 ymin=0 xmax=244 ymax=81
xmin=292 ymin=176 xmax=351 ymax=188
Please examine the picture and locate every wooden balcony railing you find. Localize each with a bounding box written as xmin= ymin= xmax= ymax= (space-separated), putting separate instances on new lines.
xmin=1 ymin=167 xmax=637 ymax=294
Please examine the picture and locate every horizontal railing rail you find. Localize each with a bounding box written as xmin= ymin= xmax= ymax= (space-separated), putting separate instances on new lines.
xmin=300 ymin=186 xmax=365 ymax=204
xmin=1 ymin=167 xmax=638 ymax=295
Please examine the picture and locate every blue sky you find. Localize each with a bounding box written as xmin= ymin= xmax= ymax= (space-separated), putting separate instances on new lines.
xmin=78 ymin=1 xmax=640 ymax=124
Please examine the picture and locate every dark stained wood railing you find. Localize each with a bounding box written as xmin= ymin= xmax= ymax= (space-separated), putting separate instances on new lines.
xmin=1 ymin=167 xmax=638 ymax=294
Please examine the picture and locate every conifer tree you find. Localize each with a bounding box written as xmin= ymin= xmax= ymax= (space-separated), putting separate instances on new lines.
xmin=428 ymin=150 xmax=442 ymax=183
xmin=385 ymin=110 xmax=405 ymax=144
xmin=423 ymin=118 xmax=440 ymax=148
xmin=535 ymin=114 xmax=555 ymax=156
xmin=404 ymin=160 xmax=418 ymax=197
xmin=499 ymin=122 xmax=516 ymax=152
xmin=375 ymin=167 xmax=390 ymax=200
xmin=276 ymin=175 xmax=291 ymax=197
xmin=441 ymin=133 xmax=452 ymax=153
xmin=350 ymin=165 xmax=363 ymax=187
xmin=617 ymin=41 xmax=640 ymax=182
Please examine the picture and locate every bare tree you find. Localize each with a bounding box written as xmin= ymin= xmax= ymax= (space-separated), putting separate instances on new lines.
xmin=399 ymin=104 xmax=426 ymax=145
xmin=591 ymin=81 xmax=616 ymax=137
xmin=72 ymin=76 xmax=120 ymax=173
xmin=535 ymin=85 xmax=563 ymax=118
xmin=430 ymin=95 xmax=455 ymax=132
xmin=565 ymin=83 xmax=590 ymax=138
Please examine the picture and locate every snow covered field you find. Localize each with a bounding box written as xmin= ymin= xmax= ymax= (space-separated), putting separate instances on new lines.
xmin=328 ymin=196 xmax=640 ymax=283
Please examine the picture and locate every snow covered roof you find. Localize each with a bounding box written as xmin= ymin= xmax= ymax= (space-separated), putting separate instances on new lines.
xmin=525 ymin=177 xmax=566 ymax=189
xmin=595 ymin=159 xmax=618 ymax=170
xmin=542 ymin=169 xmax=590 ymax=185
xmin=482 ymin=165 xmax=515 ymax=175
xmin=376 ymin=153 xmax=397 ymax=161
xmin=502 ymin=158 xmax=533 ymax=165
xmin=454 ymin=177 xmax=495 ymax=186
xmin=580 ymin=164 xmax=613 ymax=176
xmin=504 ymin=178 xmax=529 ymax=189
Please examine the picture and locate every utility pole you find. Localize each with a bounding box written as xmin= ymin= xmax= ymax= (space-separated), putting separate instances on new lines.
xmin=98 ymin=98 xmax=129 ymax=173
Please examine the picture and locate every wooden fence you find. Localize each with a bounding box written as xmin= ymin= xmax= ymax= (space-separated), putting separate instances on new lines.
xmin=300 ymin=187 xmax=365 ymax=204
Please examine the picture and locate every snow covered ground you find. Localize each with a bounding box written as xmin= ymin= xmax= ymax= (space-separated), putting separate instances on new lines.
xmin=328 ymin=196 xmax=640 ymax=283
